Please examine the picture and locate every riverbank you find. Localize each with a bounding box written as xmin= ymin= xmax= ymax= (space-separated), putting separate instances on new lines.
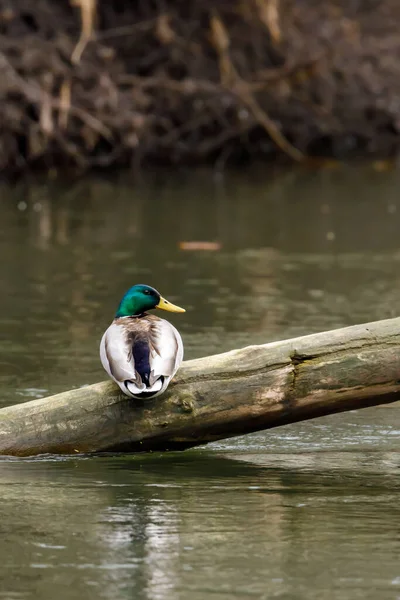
xmin=1 ymin=0 xmax=400 ymax=174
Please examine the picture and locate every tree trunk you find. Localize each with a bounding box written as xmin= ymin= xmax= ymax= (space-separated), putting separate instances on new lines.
xmin=1 ymin=317 xmax=400 ymax=457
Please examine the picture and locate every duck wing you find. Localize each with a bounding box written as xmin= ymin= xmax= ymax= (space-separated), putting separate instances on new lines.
xmin=147 ymin=317 xmax=184 ymax=386
xmin=100 ymin=319 xmax=142 ymax=385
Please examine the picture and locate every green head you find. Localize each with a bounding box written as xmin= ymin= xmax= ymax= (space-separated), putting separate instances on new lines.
xmin=115 ymin=284 xmax=185 ymax=318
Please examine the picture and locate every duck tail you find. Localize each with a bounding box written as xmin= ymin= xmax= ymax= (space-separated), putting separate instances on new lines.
xmin=124 ymin=380 xmax=145 ymax=397
xmin=147 ymin=377 xmax=163 ymax=393
xmin=124 ymin=377 xmax=165 ymax=399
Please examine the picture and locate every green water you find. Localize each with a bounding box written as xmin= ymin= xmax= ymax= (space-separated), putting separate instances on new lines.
xmin=0 ymin=166 xmax=399 ymax=599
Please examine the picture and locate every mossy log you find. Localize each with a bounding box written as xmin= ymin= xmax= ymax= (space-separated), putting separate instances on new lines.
xmin=1 ymin=317 xmax=400 ymax=457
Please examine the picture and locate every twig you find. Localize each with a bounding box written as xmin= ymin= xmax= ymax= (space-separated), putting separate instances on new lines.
xmin=208 ymin=12 xmax=305 ymax=162
xmin=232 ymin=80 xmax=305 ymax=161
xmin=58 ymin=79 xmax=71 ymax=130
xmin=0 ymin=52 xmax=112 ymax=141
xmin=255 ymin=0 xmax=281 ymax=44
xmin=95 ymin=19 xmax=156 ymax=40
xmin=117 ymin=54 xmax=323 ymax=94
xmin=70 ymin=0 xmax=97 ymax=64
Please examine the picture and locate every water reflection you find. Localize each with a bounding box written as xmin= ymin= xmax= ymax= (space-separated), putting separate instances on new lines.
xmin=0 ymin=452 xmax=399 ymax=600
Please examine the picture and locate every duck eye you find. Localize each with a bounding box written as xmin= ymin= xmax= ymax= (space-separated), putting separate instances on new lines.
xmin=143 ymin=290 xmax=150 ymax=295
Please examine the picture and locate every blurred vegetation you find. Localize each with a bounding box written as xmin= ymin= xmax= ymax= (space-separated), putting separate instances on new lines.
xmin=1 ymin=0 xmax=400 ymax=174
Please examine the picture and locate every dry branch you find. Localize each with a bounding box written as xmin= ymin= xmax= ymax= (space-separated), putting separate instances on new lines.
xmin=4 ymin=0 xmax=397 ymax=172
xmin=0 ymin=317 xmax=400 ymax=457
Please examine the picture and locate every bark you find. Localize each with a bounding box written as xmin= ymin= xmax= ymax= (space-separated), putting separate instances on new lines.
xmin=1 ymin=317 xmax=400 ymax=457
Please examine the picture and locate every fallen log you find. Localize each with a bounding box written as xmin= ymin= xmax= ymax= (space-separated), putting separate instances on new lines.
xmin=1 ymin=317 xmax=400 ymax=457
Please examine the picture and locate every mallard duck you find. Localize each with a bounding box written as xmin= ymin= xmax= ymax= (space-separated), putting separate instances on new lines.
xmin=100 ymin=284 xmax=185 ymax=399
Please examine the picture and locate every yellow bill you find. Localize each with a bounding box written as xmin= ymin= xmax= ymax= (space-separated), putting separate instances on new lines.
xmin=156 ymin=296 xmax=186 ymax=313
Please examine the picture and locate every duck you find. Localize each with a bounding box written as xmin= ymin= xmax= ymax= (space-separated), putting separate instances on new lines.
xmin=100 ymin=284 xmax=185 ymax=399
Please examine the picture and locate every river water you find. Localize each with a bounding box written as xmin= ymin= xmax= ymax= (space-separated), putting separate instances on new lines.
xmin=0 ymin=166 xmax=399 ymax=599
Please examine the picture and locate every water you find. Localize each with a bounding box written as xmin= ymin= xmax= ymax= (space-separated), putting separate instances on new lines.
xmin=0 ymin=165 xmax=399 ymax=599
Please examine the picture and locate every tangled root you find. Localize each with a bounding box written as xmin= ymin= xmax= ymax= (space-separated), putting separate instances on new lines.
xmin=1 ymin=0 xmax=400 ymax=173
